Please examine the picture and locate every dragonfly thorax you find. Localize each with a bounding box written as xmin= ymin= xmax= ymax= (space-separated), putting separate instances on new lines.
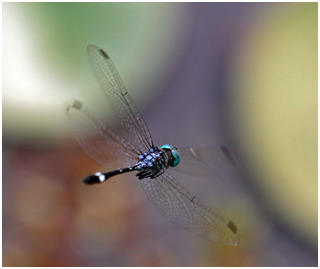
xmin=135 ymin=145 xmax=181 ymax=180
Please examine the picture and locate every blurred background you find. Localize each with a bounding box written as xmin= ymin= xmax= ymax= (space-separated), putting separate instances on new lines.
xmin=2 ymin=2 xmax=317 ymax=266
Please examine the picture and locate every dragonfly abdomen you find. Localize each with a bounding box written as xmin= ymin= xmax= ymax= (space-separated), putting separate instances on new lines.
xmin=82 ymin=167 xmax=134 ymax=184
xmin=82 ymin=146 xmax=179 ymax=183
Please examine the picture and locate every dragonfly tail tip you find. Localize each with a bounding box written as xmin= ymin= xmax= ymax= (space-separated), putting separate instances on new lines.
xmin=82 ymin=175 xmax=101 ymax=185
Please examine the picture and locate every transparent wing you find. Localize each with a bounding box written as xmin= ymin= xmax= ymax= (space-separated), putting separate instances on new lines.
xmin=175 ymin=146 xmax=240 ymax=179
xmin=88 ymin=45 xmax=154 ymax=153
xmin=140 ymin=172 xmax=239 ymax=245
xmin=67 ymin=100 xmax=138 ymax=170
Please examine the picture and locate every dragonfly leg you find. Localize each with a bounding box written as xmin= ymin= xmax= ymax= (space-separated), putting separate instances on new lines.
xmin=150 ymin=169 xmax=165 ymax=179
xmin=136 ymin=170 xmax=152 ymax=180
xmin=136 ymin=168 xmax=165 ymax=180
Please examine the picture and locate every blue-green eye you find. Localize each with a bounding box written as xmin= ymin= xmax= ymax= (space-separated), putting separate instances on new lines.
xmin=160 ymin=144 xmax=181 ymax=167
xmin=170 ymin=148 xmax=180 ymax=167
xmin=160 ymin=144 xmax=174 ymax=150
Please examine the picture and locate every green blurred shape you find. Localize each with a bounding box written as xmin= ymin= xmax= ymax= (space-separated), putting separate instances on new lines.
xmin=3 ymin=3 xmax=189 ymax=145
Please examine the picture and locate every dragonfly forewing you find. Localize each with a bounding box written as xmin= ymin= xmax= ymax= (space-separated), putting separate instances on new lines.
xmin=140 ymin=172 xmax=239 ymax=246
xmin=88 ymin=45 xmax=154 ymax=153
xmin=175 ymin=146 xmax=240 ymax=180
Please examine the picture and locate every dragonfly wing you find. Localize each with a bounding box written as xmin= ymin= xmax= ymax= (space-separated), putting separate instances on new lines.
xmin=87 ymin=45 xmax=154 ymax=153
xmin=140 ymin=172 xmax=239 ymax=245
xmin=67 ymin=100 xmax=138 ymax=170
xmin=175 ymin=146 xmax=240 ymax=179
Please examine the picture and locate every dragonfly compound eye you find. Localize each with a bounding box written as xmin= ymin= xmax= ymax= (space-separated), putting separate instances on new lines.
xmin=171 ymin=148 xmax=181 ymax=167
xmin=160 ymin=144 xmax=181 ymax=167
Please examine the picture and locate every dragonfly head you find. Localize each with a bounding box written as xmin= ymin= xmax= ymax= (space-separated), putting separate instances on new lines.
xmin=160 ymin=144 xmax=181 ymax=167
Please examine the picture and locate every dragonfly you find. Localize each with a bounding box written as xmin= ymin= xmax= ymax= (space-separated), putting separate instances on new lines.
xmin=67 ymin=45 xmax=239 ymax=246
